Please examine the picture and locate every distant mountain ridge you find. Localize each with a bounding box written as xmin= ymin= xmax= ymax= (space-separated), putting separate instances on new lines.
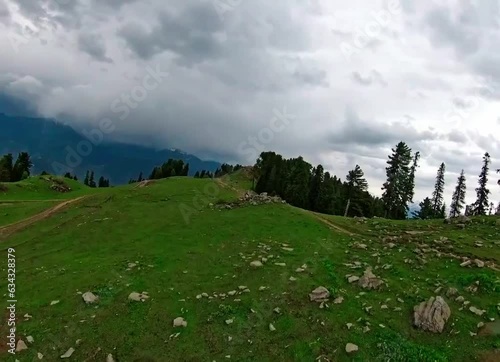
xmin=0 ymin=113 xmax=221 ymax=184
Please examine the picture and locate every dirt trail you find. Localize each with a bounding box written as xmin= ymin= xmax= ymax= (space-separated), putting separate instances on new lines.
xmin=308 ymin=212 xmax=358 ymax=237
xmin=0 ymin=196 xmax=86 ymax=239
xmin=215 ymin=178 xmax=246 ymax=197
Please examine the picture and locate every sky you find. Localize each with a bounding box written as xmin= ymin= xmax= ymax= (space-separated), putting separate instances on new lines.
xmin=1 ymin=0 xmax=499 ymax=208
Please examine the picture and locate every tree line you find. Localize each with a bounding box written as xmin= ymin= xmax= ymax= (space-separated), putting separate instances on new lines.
xmin=0 ymin=152 xmax=33 ymax=182
xmin=83 ymin=170 xmax=110 ymax=188
xmin=414 ymin=152 xmax=498 ymax=219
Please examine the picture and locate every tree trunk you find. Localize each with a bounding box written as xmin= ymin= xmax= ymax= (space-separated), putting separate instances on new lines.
xmin=344 ymin=198 xmax=350 ymax=217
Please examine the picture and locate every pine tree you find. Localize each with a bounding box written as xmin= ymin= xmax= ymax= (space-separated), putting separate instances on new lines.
xmin=84 ymin=171 xmax=90 ymax=186
xmin=309 ymin=165 xmax=325 ymax=211
xmin=138 ymin=172 xmax=143 ymax=182
xmin=474 ymin=152 xmax=490 ymax=215
xmin=382 ymin=142 xmax=413 ymax=219
xmin=345 ymin=165 xmax=368 ymax=216
xmin=449 ymin=170 xmax=466 ymax=218
xmin=98 ymin=176 xmax=105 ymax=188
xmin=89 ymin=171 xmax=96 ymax=188
xmin=413 ymin=197 xmax=433 ymax=219
xmin=404 ymin=151 xmax=420 ymax=207
xmin=430 ymin=162 xmax=446 ymax=218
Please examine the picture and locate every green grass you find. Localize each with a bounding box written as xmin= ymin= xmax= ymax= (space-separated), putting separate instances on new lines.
xmin=1 ymin=176 xmax=499 ymax=361
xmin=0 ymin=201 xmax=59 ymax=227
xmin=0 ymin=175 xmax=93 ymax=201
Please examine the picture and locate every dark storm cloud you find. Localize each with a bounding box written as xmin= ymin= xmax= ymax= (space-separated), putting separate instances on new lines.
xmin=326 ymin=109 xmax=438 ymax=147
xmin=119 ymin=2 xmax=224 ymax=64
xmin=77 ymin=33 xmax=113 ymax=63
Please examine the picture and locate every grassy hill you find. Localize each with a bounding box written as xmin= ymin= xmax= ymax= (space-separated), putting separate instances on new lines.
xmin=1 ymin=173 xmax=499 ymax=361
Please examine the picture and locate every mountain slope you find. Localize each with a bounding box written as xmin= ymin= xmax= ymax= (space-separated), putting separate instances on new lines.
xmin=0 ymin=113 xmax=221 ymax=184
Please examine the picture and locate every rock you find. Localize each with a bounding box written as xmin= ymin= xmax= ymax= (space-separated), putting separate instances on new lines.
xmin=228 ymin=291 xmax=237 ymax=296
xmin=477 ymin=322 xmax=485 ymax=328
xmin=250 ymin=260 xmax=263 ymax=268
xmin=346 ymin=323 xmax=353 ymax=329
xmin=225 ymin=318 xmax=234 ymax=325
xmin=282 ymin=247 xmax=294 ymax=252
xmin=269 ymin=323 xmax=276 ymax=331
xmin=478 ymin=320 xmax=500 ymax=336
xmin=82 ymin=292 xmax=99 ymax=304
xmin=455 ymin=296 xmax=465 ymax=303
xmin=106 ymin=354 xmax=115 ymax=362
xmin=238 ymin=286 xmax=247 ymax=290
xmin=358 ymin=268 xmax=384 ymax=290
xmin=347 ymin=275 xmax=360 ymax=283
xmin=446 ymin=288 xmax=458 ymax=297
xmin=469 ymin=306 xmax=485 ymax=316
xmin=37 ymin=352 xmax=44 ymax=360
xmin=289 ymin=276 xmax=297 ymax=281
xmin=173 ymin=317 xmax=187 ymax=327
xmin=295 ymin=268 xmax=305 ymax=273
xmin=273 ymin=307 xmax=281 ymax=314
xmin=26 ymin=336 xmax=34 ymax=343
xmin=259 ymin=286 xmax=267 ymax=291
xmin=413 ymin=296 xmax=451 ymax=333
xmin=345 ymin=343 xmax=359 ymax=353
xmin=274 ymin=262 xmax=286 ymax=267
xmin=460 ymin=260 xmax=471 ymax=267
xmin=16 ymin=339 xmax=28 ymax=352
xmin=60 ymin=347 xmax=75 ymax=359
xmin=128 ymin=262 xmax=137 ymax=268
xmin=333 ymin=296 xmax=344 ymax=304
xmin=128 ymin=292 xmax=150 ymax=302
xmin=474 ymin=259 xmax=485 ymax=268
xmin=309 ymin=286 xmax=330 ymax=303
xmin=50 ymin=300 xmax=60 ymax=306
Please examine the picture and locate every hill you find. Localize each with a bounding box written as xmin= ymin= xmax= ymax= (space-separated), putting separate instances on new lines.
xmin=0 ymin=113 xmax=221 ymax=184
xmin=1 ymin=172 xmax=499 ymax=361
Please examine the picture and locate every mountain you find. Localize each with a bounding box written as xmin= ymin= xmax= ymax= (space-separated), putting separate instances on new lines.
xmin=0 ymin=113 xmax=221 ymax=184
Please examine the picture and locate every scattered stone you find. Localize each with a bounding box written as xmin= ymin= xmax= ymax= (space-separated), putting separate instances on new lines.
xmin=106 ymin=354 xmax=115 ymax=362
xmin=345 ymin=343 xmax=359 ymax=353
xmin=37 ymin=352 xmax=44 ymax=360
xmin=363 ymin=326 xmax=371 ymax=333
xmin=274 ymin=262 xmax=286 ymax=267
xmin=309 ymin=286 xmax=330 ymax=303
xmin=474 ymin=259 xmax=485 ymax=268
xmin=346 ymin=323 xmax=353 ymax=330
xmin=282 ymin=247 xmax=294 ymax=252
xmin=173 ymin=317 xmax=188 ymax=327
xmin=358 ymin=268 xmax=384 ymax=290
xmin=446 ymin=288 xmax=458 ymax=297
xmin=455 ymin=296 xmax=465 ymax=303
xmin=228 ymin=291 xmax=237 ymax=296
xmin=225 ymin=318 xmax=234 ymax=325
xmin=82 ymin=292 xmax=99 ymax=304
xmin=413 ymin=296 xmax=451 ymax=333
xmin=381 ymin=305 xmax=388 ymax=309
xmin=273 ymin=307 xmax=281 ymax=314
xmin=477 ymin=322 xmax=485 ymax=328
xmin=128 ymin=292 xmax=149 ymax=302
xmin=259 ymin=286 xmax=267 ymax=291
xmin=460 ymin=260 xmax=471 ymax=267
xmin=238 ymin=286 xmax=247 ymax=290
xmin=250 ymin=260 xmax=263 ymax=268
xmin=347 ymin=275 xmax=360 ymax=283
xmin=333 ymin=296 xmax=344 ymax=304
xmin=16 ymin=339 xmax=28 ymax=352
xmin=269 ymin=323 xmax=276 ymax=331
xmin=295 ymin=268 xmax=305 ymax=273
xmin=201 ymin=293 xmax=209 ymax=298
xmin=289 ymin=277 xmax=297 ymax=282
xmin=469 ymin=306 xmax=485 ymax=316
xmin=50 ymin=300 xmax=60 ymax=306
xmin=127 ymin=262 xmax=137 ymax=269
xmin=60 ymin=347 xmax=75 ymax=359
xmin=26 ymin=336 xmax=34 ymax=343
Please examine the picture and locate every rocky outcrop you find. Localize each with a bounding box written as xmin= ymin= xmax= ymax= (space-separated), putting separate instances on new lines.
xmin=216 ymin=192 xmax=286 ymax=210
xmin=413 ymin=296 xmax=451 ymax=333
xmin=309 ymin=286 xmax=330 ymax=302
xmin=358 ymin=268 xmax=384 ymax=290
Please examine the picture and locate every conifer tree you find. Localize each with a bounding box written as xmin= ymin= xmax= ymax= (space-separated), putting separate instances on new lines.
xmin=431 ymin=162 xmax=446 ymax=218
xmin=84 ymin=170 xmax=90 ymax=186
xmin=449 ymin=170 xmax=466 ymax=218
xmin=474 ymin=152 xmax=490 ymax=215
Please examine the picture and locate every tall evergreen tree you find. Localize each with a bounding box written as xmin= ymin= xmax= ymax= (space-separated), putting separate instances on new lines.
xmin=11 ymin=152 xmax=33 ymax=181
xmin=89 ymin=171 xmax=96 ymax=188
xmin=381 ymin=142 xmax=413 ymax=219
xmin=413 ymin=197 xmax=433 ymax=219
xmin=449 ymin=170 xmax=466 ymax=218
xmin=84 ymin=171 xmax=90 ymax=186
xmin=345 ymin=165 xmax=368 ymax=216
xmin=431 ymin=162 xmax=446 ymax=218
xmin=309 ymin=165 xmax=325 ymax=211
xmin=474 ymin=152 xmax=490 ymax=215
xmin=0 ymin=153 xmax=13 ymax=182
xmin=404 ymin=151 xmax=420 ymax=207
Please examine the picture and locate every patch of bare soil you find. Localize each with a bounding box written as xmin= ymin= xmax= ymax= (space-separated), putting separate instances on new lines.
xmin=0 ymin=196 xmax=86 ymax=240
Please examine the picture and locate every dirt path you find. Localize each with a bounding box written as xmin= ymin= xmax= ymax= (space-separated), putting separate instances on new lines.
xmin=308 ymin=211 xmax=358 ymax=237
xmin=0 ymin=196 xmax=87 ymax=239
xmin=215 ymin=178 xmax=246 ymax=198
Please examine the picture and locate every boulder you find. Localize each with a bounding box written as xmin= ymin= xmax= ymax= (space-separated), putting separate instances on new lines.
xmin=309 ymin=286 xmax=330 ymax=303
xmin=250 ymin=260 xmax=263 ymax=268
xmin=173 ymin=317 xmax=187 ymax=327
xmin=345 ymin=343 xmax=359 ymax=353
xmin=82 ymin=292 xmax=99 ymax=304
xmin=358 ymin=268 xmax=384 ymax=290
xmin=413 ymin=296 xmax=451 ymax=333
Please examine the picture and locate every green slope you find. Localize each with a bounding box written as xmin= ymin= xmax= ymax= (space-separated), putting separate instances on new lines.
xmin=1 ymin=177 xmax=499 ymax=361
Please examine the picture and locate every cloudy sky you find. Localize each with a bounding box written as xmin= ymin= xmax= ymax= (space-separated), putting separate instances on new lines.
xmin=1 ymin=0 xmax=500 ymax=207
